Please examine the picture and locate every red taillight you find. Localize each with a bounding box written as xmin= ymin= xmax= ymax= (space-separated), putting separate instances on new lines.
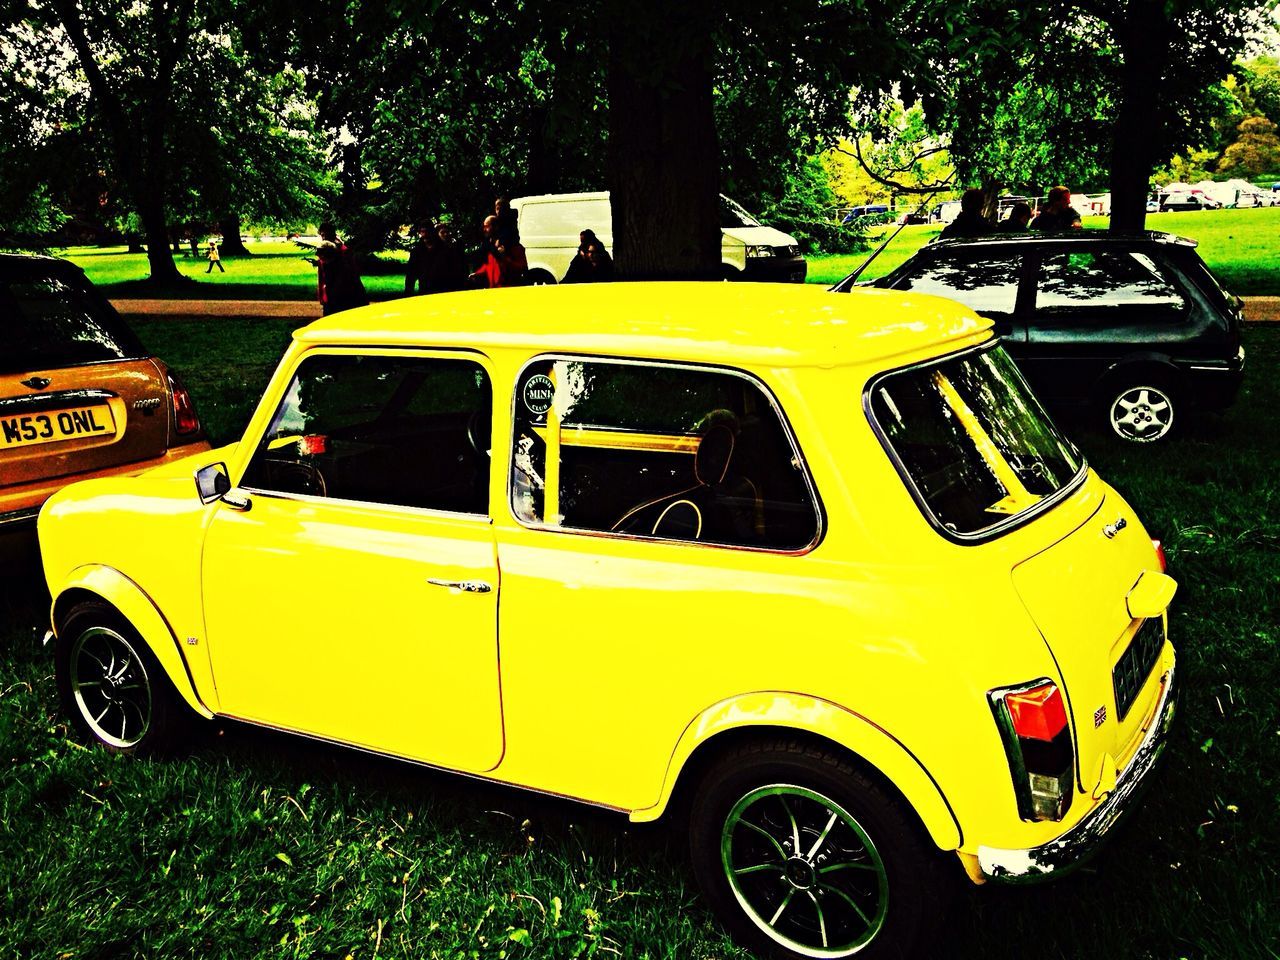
xmin=168 ymin=373 xmax=201 ymax=437
xmin=1152 ymin=538 xmax=1167 ymax=573
xmin=1005 ymin=683 xmax=1069 ymax=742
xmin=299 ymin=434 xmax=328 ymax=456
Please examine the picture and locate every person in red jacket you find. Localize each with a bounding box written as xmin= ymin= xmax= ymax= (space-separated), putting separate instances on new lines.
xmin=471 ymin=215 xmax=528 ymax=288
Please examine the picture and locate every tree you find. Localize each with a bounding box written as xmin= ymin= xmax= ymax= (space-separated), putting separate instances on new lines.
xmin=1218 ymin=116 xmax=1280 ymax=176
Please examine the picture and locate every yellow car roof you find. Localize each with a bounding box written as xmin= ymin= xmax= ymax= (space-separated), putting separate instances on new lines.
xmin=295 ymin=282 xmax=992 ymax=368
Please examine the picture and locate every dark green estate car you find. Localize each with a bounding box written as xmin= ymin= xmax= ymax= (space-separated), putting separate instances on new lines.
xmin=834 ymin=232 xmax=1245 ymax=442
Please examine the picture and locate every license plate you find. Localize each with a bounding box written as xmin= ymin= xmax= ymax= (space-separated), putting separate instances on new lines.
xmin=1 ymin=405 xmax=116 ymax=450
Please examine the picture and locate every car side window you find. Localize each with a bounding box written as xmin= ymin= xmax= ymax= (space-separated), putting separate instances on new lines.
xmin=510 ymin=358 xmax=819 ymax=550
xmin=1034 ymin=250 xmax=1187 ymax=316
xmin=242 ymin=353 xmax=491 ymax=515
xmin=895 ymin=256 xmax=1022 ymax=317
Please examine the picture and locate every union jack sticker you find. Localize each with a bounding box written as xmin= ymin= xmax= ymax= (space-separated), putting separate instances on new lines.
xmin=1094 ymin=705 xmax=1107 ymax=728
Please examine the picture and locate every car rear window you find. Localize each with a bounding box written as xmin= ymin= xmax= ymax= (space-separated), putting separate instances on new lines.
xmin=0 ymin=269 xmax=145 ymax=374
xmin=868 ymin=345 xmax=1084 ymax=539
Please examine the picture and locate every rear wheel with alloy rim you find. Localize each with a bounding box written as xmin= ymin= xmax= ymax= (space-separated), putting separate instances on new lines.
xmin=1106 ymin=383 xmax=1176 ymax=442
xmin=689 ymin=739 xmax=949 ymax=959
xmin=56 ymin=600 xmax=196 ymax=756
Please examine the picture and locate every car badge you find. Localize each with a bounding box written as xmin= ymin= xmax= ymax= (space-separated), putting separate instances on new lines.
xmin=1094 ymin=705 xmax=1107 ymax=728
xmin=1102 ymin=517 xmax=1128 ymax=539
xmin=133 ymin=397 xmax=163 ymax=413
xmin=20 ymin=376 xmax=51 ymax=391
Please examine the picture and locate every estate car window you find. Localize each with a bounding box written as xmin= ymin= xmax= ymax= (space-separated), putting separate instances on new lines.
xmin=243 ymin=354 xmax=491 ymax=514
xmin=510 ymin=359 xmax=818 ymax=550
xmin=895 ymin=256 xmax=1022 ymax=316
xmin=0 ymin=271 xmax=145 ymax=374
xmin=1035 ymin=250 xmax=1186 ymax=314
xmin=869 ymin=346 xmax=1083 ymax=538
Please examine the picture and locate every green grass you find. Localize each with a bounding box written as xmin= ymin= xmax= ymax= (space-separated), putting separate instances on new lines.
xmin=808 ymin=206 xmax=1280 ymax=293
xmin=2 ymin=322 xmax=1278 ymax=959
xmin=61 ymin=242 xmax=411 ymax=302
xmin=58 ymin=206 xmax=1280 ymax=299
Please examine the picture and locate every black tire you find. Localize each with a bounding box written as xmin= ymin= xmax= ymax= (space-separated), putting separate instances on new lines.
xmin=1100 ymin=377 xmax=1178 ymax=443
xmin=55 ymin=600 xmax=197 ymax=756
xmin=689 ymin=738 xmax=951 ymax=960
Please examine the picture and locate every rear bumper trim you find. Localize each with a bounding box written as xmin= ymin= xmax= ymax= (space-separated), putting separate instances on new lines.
xmin=0 ymin=507 xmax=41 ymax=530
xmin=977 ymin=657 xmax=1176 ymax=882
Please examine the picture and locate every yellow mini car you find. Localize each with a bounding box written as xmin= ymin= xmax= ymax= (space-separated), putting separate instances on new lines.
xmin=37 ymin=283 xmax=1176 ymax=959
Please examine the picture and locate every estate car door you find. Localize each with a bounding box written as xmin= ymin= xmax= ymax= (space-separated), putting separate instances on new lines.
xmin=1020 ymin=246 xmax=1193 ymax=402
xmin=201 ymin=349 xmax=503 ymax=772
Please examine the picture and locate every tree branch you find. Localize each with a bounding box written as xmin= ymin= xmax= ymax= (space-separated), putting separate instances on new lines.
xmin=839 ymin=138 xmax=953 ymax=194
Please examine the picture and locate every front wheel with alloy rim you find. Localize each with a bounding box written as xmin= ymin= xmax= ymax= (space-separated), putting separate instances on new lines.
xmin=1106 ymin=382 xmax=1177 ymax=443
xmin=689 ymin=739 xmax=950 ymax=959
xmin=55 ymin=600 xmax=197 ymax=756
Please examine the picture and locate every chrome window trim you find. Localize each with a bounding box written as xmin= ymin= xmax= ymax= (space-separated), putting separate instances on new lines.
xmin=506 ymin=353 xmax=826 ymax=556
xmin=863 ymin=341 xmax=1089 ymax=546
xmin=235 ymin=346 xmax=495 ymax=520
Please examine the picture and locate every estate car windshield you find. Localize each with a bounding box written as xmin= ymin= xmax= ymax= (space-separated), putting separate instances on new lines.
xmin=869 ymin=345 xmax=1084 ymax=538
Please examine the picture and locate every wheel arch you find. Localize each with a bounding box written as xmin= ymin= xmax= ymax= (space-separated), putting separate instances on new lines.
xmin=1093 ymin=353 xmax=1182 ymax=399
xmin=52 ymin=565 xmax=213 ymax=718
xmin=629 ymin=692 xmax=962 ymax=851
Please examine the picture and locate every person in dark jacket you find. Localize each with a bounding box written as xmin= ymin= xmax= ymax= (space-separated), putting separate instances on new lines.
xmin=998 ymin=201 xmax=1033 ymax=232
xmin=938 ymin=189 xmax=993 ymax=240
xmin=1031 ymin=186 xmax=1083 ymax=231
xmin=314 ymin=221 xmax=369 ymax=315
xmin=404 ymin=223 xmax=438 ymax=294
xmin=563 ymin=239 xmax=614 ymax=283
xmin=561 ymin=229 xmax=604 ymax=283
xmin=428 ymin=221 xmax=469 ymax=292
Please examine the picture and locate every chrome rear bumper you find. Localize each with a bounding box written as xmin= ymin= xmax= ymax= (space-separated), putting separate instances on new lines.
xmin=978 ymin=658 xmax=1177 ymax=882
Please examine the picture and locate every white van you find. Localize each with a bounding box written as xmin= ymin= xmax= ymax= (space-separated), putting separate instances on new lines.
xmin=511 ymin=192 xmax=806 ymax=283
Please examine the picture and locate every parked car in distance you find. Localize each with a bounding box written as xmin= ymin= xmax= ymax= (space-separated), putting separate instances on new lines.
xmin=2 ymin=254 xmax=209 ymax=563
xmin=39 ymin=283 xmax=1178 ymax=960
xmin=841 ymin=204 xmax=891 ymax=226
xmin=512 ymin=192 xmax=806 ymax=284
xmin=1159 ymin=191 xmax=1220 ymax=212
xmin=833 ymin=232 xmax=1244 ymax=442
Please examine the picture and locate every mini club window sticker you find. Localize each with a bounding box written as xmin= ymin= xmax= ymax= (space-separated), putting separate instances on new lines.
xmin=522 ymin=374 xmax=555 ymax=416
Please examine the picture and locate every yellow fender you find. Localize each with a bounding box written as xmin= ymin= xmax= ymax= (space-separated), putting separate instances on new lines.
xmin=52 ymin=565 xmax=214 ymax=719
xmin=630 ymin=692 xmax=962 ymax=851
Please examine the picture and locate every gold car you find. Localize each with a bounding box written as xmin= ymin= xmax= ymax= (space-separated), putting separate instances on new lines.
xmin=37 ymin=283 xmax=1176 ymax=959
xmin=1 ymin=255 xmax=209 ymax=562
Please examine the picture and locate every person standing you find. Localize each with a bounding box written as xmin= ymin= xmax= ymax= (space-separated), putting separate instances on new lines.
xmin=314 ymin=221 xmax=369 ymax=315
xmin=432 ymin=221 xmax=470 ymax=292
xmin=205 ymin=237 xmax=225 ymax=273
xmin=471 ymin=215 xmax=528 ymax=288
xmin=1031 ymin=186 xmax=1083 ymax=231
xmin=937 ymin=189 xmax=993 ymax=240
xmin=404 ymin=223 xmax=438 ymax=294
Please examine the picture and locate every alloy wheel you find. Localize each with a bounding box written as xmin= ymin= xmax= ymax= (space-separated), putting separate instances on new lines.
xmin=720 ymin=784 xmax=889 ymax=958
xmin=1109 ymin=385 xmax=1174 ymax=442
xmin=69 ymin=626 xmax=153 ymax=749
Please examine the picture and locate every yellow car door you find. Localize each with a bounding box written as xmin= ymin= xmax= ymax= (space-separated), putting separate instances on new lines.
xmin=200 ymin=349 xmax=503 ymax=772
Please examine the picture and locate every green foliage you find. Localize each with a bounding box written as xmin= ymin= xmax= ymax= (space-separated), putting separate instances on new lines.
xmin=1219 ymin=116 xmax=1280 ymax=176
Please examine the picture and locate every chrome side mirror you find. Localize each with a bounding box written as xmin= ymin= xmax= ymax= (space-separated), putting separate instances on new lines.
xmin=195 ymin=462 xmax=231 ymax=504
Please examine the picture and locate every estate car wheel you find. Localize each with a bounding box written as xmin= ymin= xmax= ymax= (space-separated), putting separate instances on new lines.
xmin=1105 ymin=382 xmax=1177 ymax=443
xmin=689 ymin=738 xmax=949 ymax=960
xmin=55 ymin=601 xmax=195 ymax=756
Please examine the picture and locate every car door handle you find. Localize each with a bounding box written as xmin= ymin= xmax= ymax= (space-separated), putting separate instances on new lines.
xmin=426 ymin=578 xmax=492 ymax=594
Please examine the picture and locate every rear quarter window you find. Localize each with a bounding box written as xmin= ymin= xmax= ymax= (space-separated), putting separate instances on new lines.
xmin=892 ymin=254 xmax=1022 ymax=317
xmin=0 ymin=269 xmax=144 ymax=374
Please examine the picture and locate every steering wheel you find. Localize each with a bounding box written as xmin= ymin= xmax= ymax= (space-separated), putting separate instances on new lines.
xmin=466 ymin=409 xmax=491 ymax=459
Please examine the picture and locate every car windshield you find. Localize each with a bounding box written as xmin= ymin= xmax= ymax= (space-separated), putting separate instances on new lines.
xmin=720 ymin=196 xmax=763 ymax=228
xmin=868 ymin=345 xmax=1084 ymax=538
xmin=0 ymin=268 xmax=145 ymax=374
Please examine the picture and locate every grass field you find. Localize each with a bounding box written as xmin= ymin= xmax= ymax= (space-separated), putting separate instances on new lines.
xmin=56 ymin=207 xmax=1280 ymax=300
xmin=1 ymin=318 xmax=1277 ymax=958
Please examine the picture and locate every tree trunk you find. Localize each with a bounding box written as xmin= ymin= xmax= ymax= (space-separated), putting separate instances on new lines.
xmin=607 ymin=3 xmax=720 ymax=280
xmin=219 ymin=215 xmax=251 ymax=256
xmin=139 ymin=194 xmax=183 ymax=283
xmin=1109 ymin=8 xmax=1171 ymax=231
